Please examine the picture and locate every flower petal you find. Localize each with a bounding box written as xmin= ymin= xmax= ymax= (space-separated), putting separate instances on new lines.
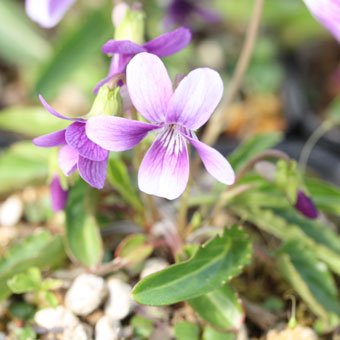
xmin=65 ymin=122 xmax=108 ymax=161
xmin=186 ymin=135 xmax=235 ymax=185
xmin=39 ymin=95 xmax=84 ymax=121
xmin=143 ymin=27 xmax=191 ymax=57
xmin=102 ymin=40 xmax=146 ymax=55
xmin=167 ymin=68 xmax=223 ymax=130
xmin=127 ymin=52 xmax=173 ymax=123
xmin=86 ymin=116 xmax=159 ymax=151
xmin=78 ymin=156 xmax=108 ymax=189
xmin=138 ymin=128 xmax=189 ymax=200
xmin=50 ymin=176 xmax=68 ymax=212
xmin=58 ymin=144 xmax=78 ymax=176
xmin=26 ymin=0 xmax=75 ymax=28
xmin=33 ymin=129 xmax=66 ymax=147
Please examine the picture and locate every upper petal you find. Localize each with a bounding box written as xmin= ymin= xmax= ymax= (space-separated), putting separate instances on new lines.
xmin=78 ymin=156 xmax=108 ymax=189
xmin=102 ymin=40 xmax=146 ymax=55
xmin=86 ymin=116 xmax=159 ymax=151
xmin=138 ymin=128 xmax=189 ymax=200
xmin=58 ymin=144 xmax=78 ymax=176
xmin=143 ymin=27 xmax=192 ymax=57
xmin=33 ymin=129 xmax=66 ymax=147
xmin=126 ymin=53 xmax=173 ymax=123
xmin=185 ymin=134 xmax=235 ymax=185
xmin=65 ymin=122 xmax=108 ymax=161
xmin=26 ymin=0 xmax=75 ymax=28
xmin=166 ymin=68 xmax=223 ymax=130
xmin=39 ymin=95 xmax=85 ymax=122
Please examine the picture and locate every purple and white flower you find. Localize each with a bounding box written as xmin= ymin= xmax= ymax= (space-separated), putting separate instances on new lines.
xmin=33 ymin=96 xmax=109 ymax=189
xmin=87 ymin=52 xmax=235 ymax=200
xmin=303 ymin=0 xmax=340 ymax=42
xmin=25 ymin=0 xmax=75 ymax=28
xmin=94 ymin=27 xmax=192 ymax=92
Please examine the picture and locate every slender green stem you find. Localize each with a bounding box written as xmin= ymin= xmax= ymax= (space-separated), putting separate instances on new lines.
xmin=299 ymin=120 xmax=333 ymax=176
xmin=177 ymin=181 xmax=191 ymax=239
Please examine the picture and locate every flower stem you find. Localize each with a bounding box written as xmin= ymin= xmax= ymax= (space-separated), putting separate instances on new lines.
xmin=201 ymin=0 xmax=265 ymax=147
xmin=177 ymin=181 xmax=191 ymax=239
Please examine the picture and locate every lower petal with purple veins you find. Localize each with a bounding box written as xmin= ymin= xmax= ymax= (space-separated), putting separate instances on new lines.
xmin=58 ymin=145 xmax=78 ymax=176
xmin=65 ymin=122 xmax=109 ymax=161
xmin=138 ymin=127 xmax=189 ymax=200
xmin=78 ymin=156 xmax=108 ymax=189
xmin=185 ymin=134 xmax=235 ymax=185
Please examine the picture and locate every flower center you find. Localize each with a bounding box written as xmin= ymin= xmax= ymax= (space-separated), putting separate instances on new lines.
xmin=159 ymin=124 xmax=183 ymax=156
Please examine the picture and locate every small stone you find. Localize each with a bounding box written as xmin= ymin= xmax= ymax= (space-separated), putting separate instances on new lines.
xmin=65 ymin=273 xmax=107 ymax=316
xmin=95 ymin=315 xmax=121 ymax=340
xmin=140 ymin=258 xmax=169 ymax=279
xmin=63 ymin=323 xmax=92 ymax=340
xmin=266 ymin=326 xmax=318 ymax=340
xmin=34 ymin=306 xmax=78 ymax=330
xmin=0 ymin=195 xmax=23 ymax=227
xmin=105 ymin=278 xmax=132 ymax=320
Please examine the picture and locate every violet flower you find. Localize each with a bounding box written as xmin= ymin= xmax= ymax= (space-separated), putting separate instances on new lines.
xmin=87 ymin=53 xmax=235 ymax=200
xmin=294 ymin=190 xmax=319 ymax=219
xmin=94 ymin=27 xmax=192 ymax=92
xmin=165 ymin=0 xmax=220 ymax=28
xmin=33 ymin=96 xmax=109 ymax=189
xmin=303 ymin=0 xmax=340 ymax=42
xmin=25 ymin=0 xmax=75 ymax=28
xmin=50 ymin=176 xmax=68 ymax=211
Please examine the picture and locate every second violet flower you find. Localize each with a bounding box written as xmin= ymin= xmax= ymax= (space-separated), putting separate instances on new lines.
xmin=87 ymin=52 xmax=235 ymax=200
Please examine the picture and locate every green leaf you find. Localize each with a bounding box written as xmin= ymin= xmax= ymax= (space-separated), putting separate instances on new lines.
xmin=277 ymin=240 xmax=340 ymax=325
xmin=132 ymin=226 xmax=251 ymax=306
xmin=65 ymin=179 xmax=103 ymax=267
xmin=9 ymin=302 xmax=36 ymax=321
xmin=7 ymin=267 xmax=42 ymax=294
xmin=305 ymin=177 xmax=340 ymax=215
xmin=0 ymin=230 xmax=65 ymax=300
xmin=174 ymin=321 xmax=200 ymax=340
xmin=228 ymin=133 xmax=283 ymax=172
xmin=35 ymin=9 xmax=111 ymax=98
xmin=232 ymin=206 xmax=340 ymax=274
xmin=115 ymin=234 xmax=153 ymax=267
xmin=0 ymin=142 xmax=50 ymax=194
xmin=131 ymin=315 xmax=154 ymax=338
xmin=0 ymin=106 xmax=68 ymax=137
xmin=107 ymin=155 xmax=144 ymax=213
xmin=0 ymin=0 xmax=50 ymax=65
xmin=202 ymin=326 xmax=236 ymax=340
xmin=189 ymin=284 xmax=244 ymax=331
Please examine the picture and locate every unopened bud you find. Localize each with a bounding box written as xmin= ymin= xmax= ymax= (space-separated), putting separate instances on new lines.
xmin=294 ymin=190 xmax=318 ymax=219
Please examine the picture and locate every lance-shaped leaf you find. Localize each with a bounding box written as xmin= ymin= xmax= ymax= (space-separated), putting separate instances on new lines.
xmin=65 ymin=179 xmax=103 ymax=267
xmin=203 ymin=326 xmax=236 ymax=340
xmin=277 ymin=240 xmax=340 ymax=326
xmin=189 ymin=284 xmax=244 ymax=331
xmin=132 ymin=226 xmax=251 ymax=306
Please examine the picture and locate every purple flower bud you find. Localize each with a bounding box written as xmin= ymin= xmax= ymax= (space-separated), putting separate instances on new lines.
xmin=50 ymin=176 xmax=68 ymax=212
xmin=294 ymin=190 xmax=318 ymax=219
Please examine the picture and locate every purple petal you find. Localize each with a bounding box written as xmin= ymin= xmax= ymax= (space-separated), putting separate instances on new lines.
xmin=86 ymin=116 xmax=159 ymax=151
xmin=167 ymin=68 xmax=223 ymax=130
xmin=294 ymin=190 xmax=319 ymax=219
xmin=102 ymin=40 xmax=146 ymax=55
xmin=126 ymin=53 xmax=173 ymax=123
xmin=303 ymin=0 xmax=340 ymax=42
xmin=50 ymin=176 xmax=68 ymax=211
xmin=25 ymin=0 xmax=75 ymax=28
xmin=185 ymin=134 xmax=235 ymax=185
xmin=39 ymin=95 xmax=84 ymax=122
xmin=78 ymin=156 xmax=108 ymax=189
xmin=58 ymin=144 xmax=78 ymax=176
xmin=138 ymin=128 xmax=189 ymax=200
xmin=143 ymin=27 xmax=192 ymax=57
xmin=33 ymin=129 xmax=66 ymax=147
xmin=65 ymin=122 xmax=108 ymax=161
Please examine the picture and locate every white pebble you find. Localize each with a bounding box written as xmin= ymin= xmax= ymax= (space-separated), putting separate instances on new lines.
xmin=140 ymin=258 xmax=169 ymax=279
xmin=63 ymin=323 xmax=92 ymax=340
xmin=95 ymin=315 xmax=121 ymax=340
xmin=65 ymin=273 xmax=107 ymax=316
xmin=34 ymin=306 xmax=78 ymax=330
xmin=105 ymin=278 xmax=132 ymax=320
xmin=0 ymin=195 xmax=23 ymax=227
